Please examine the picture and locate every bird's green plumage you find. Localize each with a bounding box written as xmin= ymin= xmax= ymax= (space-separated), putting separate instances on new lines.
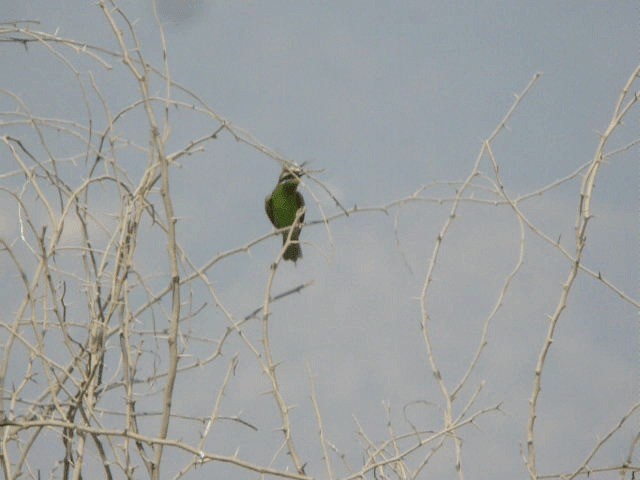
xmin=265 ymin=167 xmax=305 ymax=262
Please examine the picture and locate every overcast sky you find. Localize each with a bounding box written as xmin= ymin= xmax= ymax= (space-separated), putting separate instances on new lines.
xmin=1 ymin=2 xmax=638 ymax=479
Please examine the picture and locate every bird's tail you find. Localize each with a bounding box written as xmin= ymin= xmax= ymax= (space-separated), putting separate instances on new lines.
xmin=282 ymin=229 xmax=302 ymax=262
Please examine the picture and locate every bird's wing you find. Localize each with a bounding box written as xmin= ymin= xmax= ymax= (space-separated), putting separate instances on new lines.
xmin=265 ymin=194 xmax=276 ymax=227
xmin=296 ymin=191 xmax=306 ymax=223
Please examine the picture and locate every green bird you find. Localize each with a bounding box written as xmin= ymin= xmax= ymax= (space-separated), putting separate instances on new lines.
xmin=265 ymin=166 xmax=306 ymax=262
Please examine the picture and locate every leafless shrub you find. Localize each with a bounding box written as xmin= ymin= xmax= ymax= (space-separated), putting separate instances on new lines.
xmin=0 ymin=3 xmax=638 ymax=479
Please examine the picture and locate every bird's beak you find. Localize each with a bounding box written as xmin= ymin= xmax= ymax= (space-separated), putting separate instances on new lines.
xmin=284 ymin=165 xmax=305 ymax=180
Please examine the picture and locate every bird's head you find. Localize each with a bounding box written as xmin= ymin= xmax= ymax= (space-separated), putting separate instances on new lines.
xmin=278 ymin=165 xmax=305 ymax=186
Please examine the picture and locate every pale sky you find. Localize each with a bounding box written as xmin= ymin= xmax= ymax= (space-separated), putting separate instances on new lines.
xmin=1 ymin=2 xmax=638 ymax=479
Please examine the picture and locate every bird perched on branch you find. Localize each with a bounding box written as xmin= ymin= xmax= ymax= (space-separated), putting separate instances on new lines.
xmin=265 ymin=165 xmax=306 ymax=262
